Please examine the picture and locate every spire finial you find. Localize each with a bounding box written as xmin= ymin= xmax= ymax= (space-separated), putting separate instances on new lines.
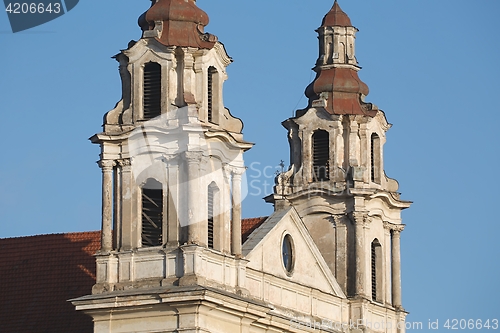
xmin=322 ymin=0 xmax=352 ymax=27
xmin=139 ymin=0 xmax=217 ymax=49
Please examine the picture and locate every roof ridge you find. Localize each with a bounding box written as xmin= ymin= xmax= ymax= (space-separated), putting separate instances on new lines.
xmin=0 ymin=230 xmax=100 ymax=240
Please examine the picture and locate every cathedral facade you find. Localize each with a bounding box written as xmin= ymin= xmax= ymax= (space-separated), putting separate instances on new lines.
xmin=72 ymin=1 xmax=411 ymax=332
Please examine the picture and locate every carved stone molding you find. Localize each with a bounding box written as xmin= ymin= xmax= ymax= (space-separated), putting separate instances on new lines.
xmin=332 ymin=214 xmax=348 ymax=227
xmin=383 ymin=221 xmax=405 ymax=233
xmin=223 ymin=164 xmax=246 ymax=177
xmin=98 ymin=160 xmax=116 ymax=170
xmin=116 ymin=158 xmax=131 ymax=167
xmin=350 ymin=212 xmax=370 ymax=227
xmin=183 ymin=151 xmax=203 ymax=164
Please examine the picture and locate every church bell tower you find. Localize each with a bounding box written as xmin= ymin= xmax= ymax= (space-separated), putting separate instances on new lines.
xmin=268 ymin=0 xmax=412 ymax=317
xmin=75 ymin=1 xmax=255 ymax=330
xmin=73 ymin=1 xmax=413 ymax=332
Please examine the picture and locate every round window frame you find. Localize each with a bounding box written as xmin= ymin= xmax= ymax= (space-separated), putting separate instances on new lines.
xmin=281 ymin=233 xmax=295 ymax=276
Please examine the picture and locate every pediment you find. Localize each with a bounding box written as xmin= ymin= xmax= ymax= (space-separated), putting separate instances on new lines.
xmin=243 ymin=207 xmax=345 ymax=298
xmin=294 ymin=107 xmax=335 ymax=125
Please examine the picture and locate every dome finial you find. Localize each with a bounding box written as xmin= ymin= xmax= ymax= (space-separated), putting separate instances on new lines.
xmin=322 ymin=0 xmax=352 ymax=27
xmin=139 ymin=0 xmax=217 ymax=49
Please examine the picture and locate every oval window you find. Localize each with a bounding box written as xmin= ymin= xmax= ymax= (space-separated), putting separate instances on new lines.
xmin=282 ymin=234 xmax=294 ymax=273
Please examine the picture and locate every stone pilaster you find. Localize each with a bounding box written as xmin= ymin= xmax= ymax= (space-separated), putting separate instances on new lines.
xmin=118 ymin=158 xmax=133 ymax=250
xmin=181 ymin=48 xmax=197 ymax=105
xmin=333 ymin=214 xmax=348 ymax=293
xmin=332 ymin=118 xmax=345 ymax=182
xmin=166 ymin=157 xmax=179 ymax=247
xmin=358 ymin=121 xmax=368 ymax=183
xmin=352 ymin=212 xmax=369 ymax=298
xmin=348 ymin=116 xmax=360 ymax=167
xmin=185 ymin=151 xmax=203 ymax=245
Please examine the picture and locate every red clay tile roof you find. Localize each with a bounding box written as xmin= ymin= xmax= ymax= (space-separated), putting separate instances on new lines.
xmin=242 ymin=217 xmax=268 ymax=243
xmin=0 ymin=231 xmax=100 ymax=333
xmin=0 ymin=219 xmax=266 ymax=332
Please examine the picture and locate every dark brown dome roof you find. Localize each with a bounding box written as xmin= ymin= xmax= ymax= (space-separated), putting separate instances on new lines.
xmin=139 ymin=0 xmax=217 ymax=49
xmin=321 ymin=1 xmax=352 ymax=27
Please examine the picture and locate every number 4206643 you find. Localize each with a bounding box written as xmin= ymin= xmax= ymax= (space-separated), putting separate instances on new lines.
xmin=443 ymin=319 xmax=498 ymax=330
xmin=5 ymin=3 xmax=61 ymax=14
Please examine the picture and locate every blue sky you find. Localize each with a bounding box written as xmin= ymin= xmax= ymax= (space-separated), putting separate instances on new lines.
xmin=1 ymin=0 xmax=499 ymax=331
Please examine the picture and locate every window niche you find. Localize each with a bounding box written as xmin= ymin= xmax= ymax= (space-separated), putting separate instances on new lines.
xmin=371 ymin=239 xmax=383 ymax=302
xmin=371 ymin=133 xmax=381 ymax=184
xmin=312 ymin=130 xmax=330 ymax=181
xmin=141 ymin=178 xmax=163 ymax=247
xmin=207 ymin=66 xmax=219 ymax=124
xmin=207 ymin=182 xmax=220 ymax=250
xmin=143 ymin=62 xmax=162 ymax=120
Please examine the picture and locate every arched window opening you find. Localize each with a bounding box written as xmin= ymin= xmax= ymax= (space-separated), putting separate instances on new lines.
xmin=312 ymin=130 xmax=330 ymax=181
xmin=371 ymin=239 xmax=382 ymax=302
xmin=371 ymin=133 xmax=381 ymax=184
xmin=207 ymin=184 xmax=215 ymax=249
xmin=143 ymin=62 xmax=161 ymax=120
xmin=207 ymin=66 xmax=218 ymax=124
xmin=141 ymin=179 xmax=163 ymax=247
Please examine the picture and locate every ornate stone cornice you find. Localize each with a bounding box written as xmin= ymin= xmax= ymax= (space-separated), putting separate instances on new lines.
xmin=332 ymin=214 xmax=348 ymax=227
xmin=383 ymin=221 xmax=405 ymax=233
xmin=183 ymin=151 xmax=203 ymax=163
xmin=349 ymin=212 xmax=370 ymax=227
xmin=98 ymin=160 xmax=116 ymax=169
xmin=370 ymin=192 xmax=412 ymax=209
xmin=116 ymin=158 xmax=131 ymax=167
xmin=375 ymin=110 xmax=392 ymax=132
xmin=214 ymin=42 xmax=232 ymax=67
xmin=223 ymin=164 xmax=246 ymax=177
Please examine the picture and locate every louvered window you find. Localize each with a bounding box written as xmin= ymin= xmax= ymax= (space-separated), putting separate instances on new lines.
xmin=143 ymin=62 xmax=161 ymax=120
xmin=371 ymin=241 xmax=377 ymax=300
xmin=371 ymin=133 xmax=381 ymax=183
xmin=371 ymin=239 xmax=382 ymax=302
xmin=312 ymin=130 xmax=330 ymax=181
xmin=207 ymin=185 xmax=214 ymax=249
xmin=207 ymin=66 xmax=217 ymax=123
xmin=141 ymin=186 xmax=163 ymax=247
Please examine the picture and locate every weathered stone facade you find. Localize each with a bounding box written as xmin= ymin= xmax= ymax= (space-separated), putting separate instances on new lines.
xmin=72 ymin=1 xmax=412 ymax=332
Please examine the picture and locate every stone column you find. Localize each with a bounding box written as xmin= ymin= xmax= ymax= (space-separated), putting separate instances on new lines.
xmin=392 ymin=225 xmax=404 ymax=309
xmin=99 ymin=160 xmax=115 ymax=252
xmin=222 ymin=165 xmax=232 ymax=253
xmin=166 ymin=158 xmax=179 ymax=246
xmin=352 ymin=212 xmax=367 ymax=297
xmin=383 ymin=222 xmax=393 ymax=305
xmin=113 ymin=164 xmax=122 ymax=250
xmin=185 ymin=151 xmax=202 ymax=245
xmin=231 ymin=169 xmax=244 ymax=256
